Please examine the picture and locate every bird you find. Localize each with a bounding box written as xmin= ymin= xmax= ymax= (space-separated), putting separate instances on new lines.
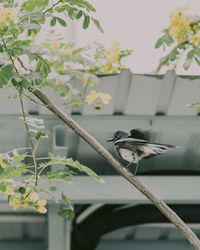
xmin=107 ymin=129 xmax=178 ymax=175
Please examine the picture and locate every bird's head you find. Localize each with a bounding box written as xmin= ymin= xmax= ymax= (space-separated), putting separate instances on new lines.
xmin=106 ymin=130 xmax=129 ymax=142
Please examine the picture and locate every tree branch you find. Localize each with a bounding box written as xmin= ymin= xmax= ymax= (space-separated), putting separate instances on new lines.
xmin=29 ymin=86 xmax=200 ymax=249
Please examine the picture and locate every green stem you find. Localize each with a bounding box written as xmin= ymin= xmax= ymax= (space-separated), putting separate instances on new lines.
xmin=43 ymin=0 xmax=63 ymax=14
xmin=19 ymin=96 xmax=38 ymax=187
xmin=0 ymin=33 xmax=39 ymax=187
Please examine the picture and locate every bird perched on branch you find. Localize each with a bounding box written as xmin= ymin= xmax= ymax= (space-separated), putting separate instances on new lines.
xmin=107 ymin=129 xmax=178 ymax=175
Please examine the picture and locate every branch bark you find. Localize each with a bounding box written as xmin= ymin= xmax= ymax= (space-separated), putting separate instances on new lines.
xmin=29 ymin=87 xmax=200 ymax=249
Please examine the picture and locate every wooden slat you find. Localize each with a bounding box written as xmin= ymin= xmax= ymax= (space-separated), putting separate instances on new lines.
xmin=114 ymin=69 xmax=132 ymax=114
xmin=168 ymin=76 xmax=200 ymax=115
xmin=156 ymin=70 xmax=176 ymax=115
xmin=125 ymin=74 xmax=163 ymax=115
xmin=96 ymin=240 xmax=193 ymax=250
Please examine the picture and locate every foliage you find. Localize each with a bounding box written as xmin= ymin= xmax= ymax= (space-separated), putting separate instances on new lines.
xmin=186 ymin=102 xmax=200 ymax=113
xmin=0 ymin=0 xmax=105 ymax=217
xmin=0 ymin=116 xmax=103 ymax=216
xmin=155 ymin=5 xmax=200 ymax=72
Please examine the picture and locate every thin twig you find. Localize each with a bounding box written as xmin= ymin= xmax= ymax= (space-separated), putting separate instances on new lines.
xmin=19 ymin=96 xmax=38 ymax=187
xmin=17 ymin=57 xmax=32 ymax=72
xmin=43 ymin=0 xmax=63 ymax=14
xmin=6 ymin=147 xmax=31 ymax=154
xmin=1 ymin=34 xmax=39 ymax=188
xmin=23 ymin=92 xmax=48 ymax=107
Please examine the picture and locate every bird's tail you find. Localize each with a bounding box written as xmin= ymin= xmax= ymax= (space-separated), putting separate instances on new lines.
xmin=146 ymin=143 xmax=179 ymax=154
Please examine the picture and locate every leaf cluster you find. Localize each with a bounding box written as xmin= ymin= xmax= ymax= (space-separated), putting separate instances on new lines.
xmin=155 ymin=11 xmax=200 ymax=72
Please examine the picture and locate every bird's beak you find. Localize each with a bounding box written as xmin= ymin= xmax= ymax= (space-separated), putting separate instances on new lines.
xmin=106 ymin=138 xmax=114 ymax=142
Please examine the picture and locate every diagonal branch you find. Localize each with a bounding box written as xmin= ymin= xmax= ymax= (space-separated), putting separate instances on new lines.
xmin=29 ymin=86 xmax=200 ymax=249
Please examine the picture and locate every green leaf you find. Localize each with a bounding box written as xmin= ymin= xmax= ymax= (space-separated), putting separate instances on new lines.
xmin=61 ymin=193 xmax=68 ymax=205
xmin=21 ymin=0 xmax=49 ymax=12
xmin=76 ymin=10 xmax=83 ymax=19
xmin=0 ymin=45 xmax=3 ymax=53
xmin=91 ymin=17 xmax=104 ymax=33
xmin=33 ymin=131 xmax=48 ymax=140
xmin=168 ymin=48 xmax=179 ymax=61
xmin=187 ymin=50 xmax=195 ymax=59
xmin=14 ymin=48 xmax=24 ymax=56
xmin=68 ymin=7 xmax=75 ymax=20
xmin=0 ymin=182 xmax=6 ymax=192
xmin=50 ymin=17 xmax=57 ymax=26
xmin=35 ymin=58 xmax=51 ymax=78
xmin=183 ymin=58 xmax=193 ymax=70
xmin=6 ymin=49 xmax=15 ymax=57
xmin=31 ymin=78 xmax=42 ymax=86
xmin=50 ymin=186 xmax=57 ymax=191
xmin=56 ymin=17 xmax=67 ymax=27
xmin=2 ymin=64 xmax=13 ymax=74
xmin=57 ymin=209 xmax=68 ymax=217
xmin=195 ymin=57 xmax=200 ymax=66
xmin=21 ymin=79 xmax=30 ymax=89
xmin=18 ymin=187 xmax=26 ymax=194
xmin=74 ymin=0 xmax=96 ymax=12
xmin=82 ymin=15 xmax=90 ymax=29
xmin=57 ymin=209 xmax=74 ymax=220
xmin=0 ymin=71 xmax=10 ymax=87
xmin=155 ymin=34 xmax=174 ymax=49
xmin=155 ymin=55 xmax=169 ymax=73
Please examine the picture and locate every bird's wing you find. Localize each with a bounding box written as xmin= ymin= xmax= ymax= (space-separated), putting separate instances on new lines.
xmin=129 ymin=129 xmax=152 ymax=141
xmin=115 ymin=138 xmax=147 ymax=151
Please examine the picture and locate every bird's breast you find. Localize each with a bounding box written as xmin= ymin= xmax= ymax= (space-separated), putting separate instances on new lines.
xmin=118 ymin=148 xmax=137 ymax=163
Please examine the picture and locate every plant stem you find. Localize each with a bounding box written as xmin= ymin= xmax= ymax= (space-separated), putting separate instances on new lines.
xmin=43 ymin=0 xmax=63 ymax=14
xmin=1 ymin=33 xmax=39 ymax=188
xmin=19 ymin=96 xmax=38 ymax=187
xmin=29 ymin=86 xmax=200 ymax=249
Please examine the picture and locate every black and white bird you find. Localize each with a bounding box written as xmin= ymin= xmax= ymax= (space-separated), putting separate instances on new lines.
xmin=107 ymin=129 xmax=178 ymax=175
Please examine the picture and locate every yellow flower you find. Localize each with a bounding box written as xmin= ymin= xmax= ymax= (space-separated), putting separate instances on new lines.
xmin=22 ymin=203 xmax=29 ymax=208
xmin=12 ymin=201 xmax=21 ymax=210
xmin=98 ymin=93 xmax=111 ymax=104
xmin=111 ymin=41 xmax=121 ymax=52
xmin=169 ymin=5 xmax=194 ymax=43
xmin=104 ymin=50 xmax=112 ymax=59
xmin=0 ymin=6 xmax=16 ymax=25
xmin=85 ymin=90 xmax=99 ymax=105
xmin=85 ymin=90 xmax=111 ymax=106
xmin=56 ymin=78 xmax=59 ymax=85
xmin=6 ymin=184 xmax=14 ymax=195
xmin=0 ymin=157 xmax=7 ymax=169
xmin=28 ymin=192 xmax=39 ymax=202
xmin=38 ymin=199 xmax=47 ymax=207
xmin=50 ymin=41 xmax=59 ymax=52
xmin=190 ymin=33 xmax=200 ymax=45
xmin=37 ymin=206 xmax=47 ymax=214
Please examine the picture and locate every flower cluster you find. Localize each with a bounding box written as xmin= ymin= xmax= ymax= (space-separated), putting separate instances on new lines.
xmin=169 ymin=5 xmax=200 ymax=44
xmin=0 ymin=6 xmax=16 ymax=26
xmin=7 ymin=186 xmax=47 ymax=213
xmin=85 ymin=90 xmax=111 ymax=109
xmin=89 ymin=41 xmax=132 ymax=74
xmin=155 ymin=5 xmax=200 ymax=72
